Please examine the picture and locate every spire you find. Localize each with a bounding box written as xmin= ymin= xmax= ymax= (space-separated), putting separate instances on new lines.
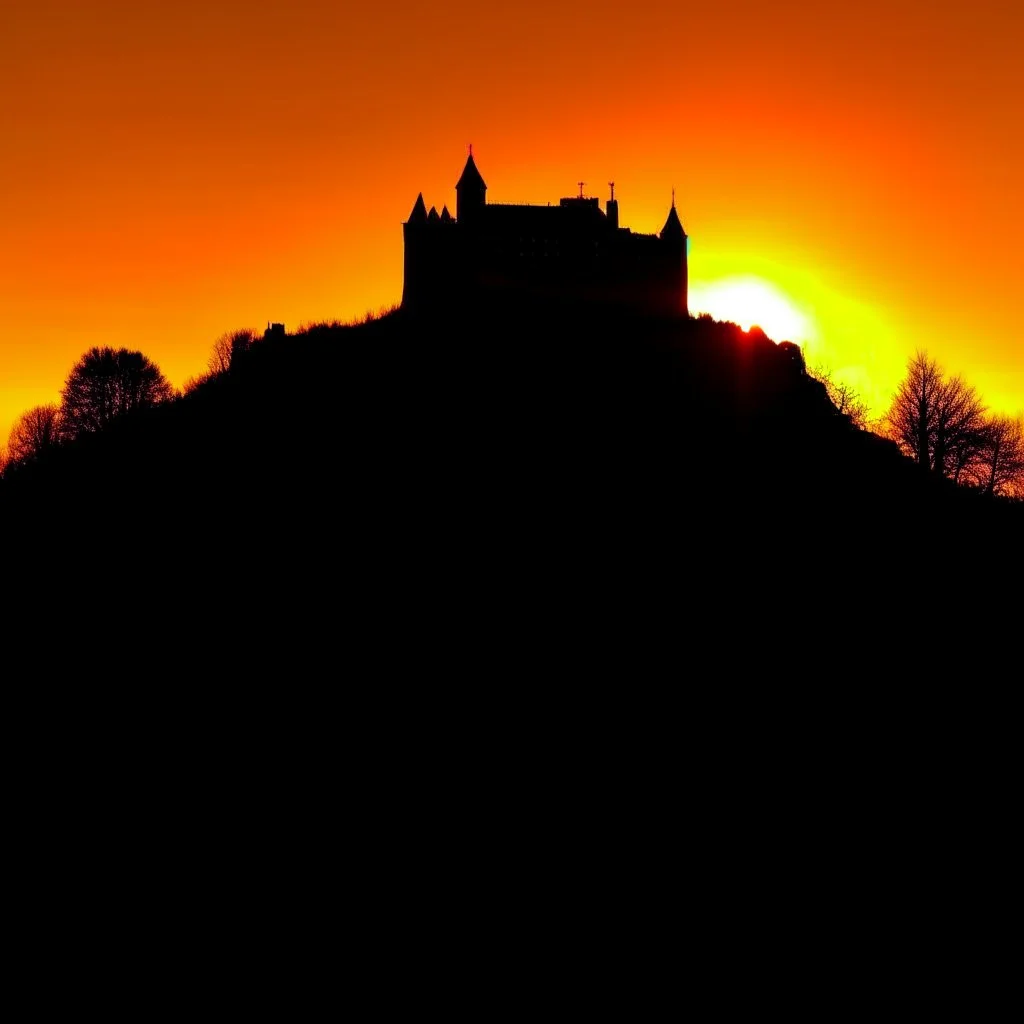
xmin=408 ymin=193 xmax=427 ymax=224
xmin=456 ymin=153 xmax=487 ymax=191
xmin=427 ymin=205 xmax=440 ymax=222
xmin=660 ymin=200 xmax=685 ymax=241
xmin=440 ymin=205 xmax=452 ymax=223
xmin=456 ymin=151 xmax=487 ymax=223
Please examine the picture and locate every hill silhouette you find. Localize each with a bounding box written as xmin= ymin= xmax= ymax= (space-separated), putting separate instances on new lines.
xmin=2 ymin=295 xmax=1020 ymax=639
xmin=5 ymin=292 xmax=1021 ymax=905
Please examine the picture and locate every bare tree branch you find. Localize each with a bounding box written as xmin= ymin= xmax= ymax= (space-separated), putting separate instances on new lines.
xmin=969 ymin=414 xmax=1024 ymax=497
xmin=7 ymin=404 xmax=62 ymax=464
xmin=808 ymin=363 xmax=870 ymax=429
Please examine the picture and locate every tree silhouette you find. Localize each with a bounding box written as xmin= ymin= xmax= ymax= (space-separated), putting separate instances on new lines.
xmin=886 ymin=351 xmax=987 ymax=479
xmin=973 ymin=414 xmax=1024 ymax=497
xmin=60 ymin=347 xmax=173 ymax=439
xmin=208 ymin=328 xmax=258 ymax=375
xmin=809 ymin=364 xmax=870 ymax=429
xmin=934 ymin=374 xmax=987 ymax=482
xmin=888 ymin=350 xmax=940 ymax=468
xmin=7 ymin=404 xmax=62 ymax=464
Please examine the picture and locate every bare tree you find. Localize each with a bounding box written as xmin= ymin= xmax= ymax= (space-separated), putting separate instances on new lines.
xmin=933 ymin=374 xmax=987 ymax=482
xmin=7 ymin=404 xmax=62 ymax=464
xmin=970 ymin=414 xmax=1024 ymax=497
xmin=809 ymin=364 xmax=870 ymax=429
xmin=887 ymin=351 xmax=941 ymax=469
xmin=886 ymin=351 xmax=987 ymax=480
xmin=208 ymin=329 xmax=258 ymax=375
xmin=60 ymin=347 xmax=174 ymax=439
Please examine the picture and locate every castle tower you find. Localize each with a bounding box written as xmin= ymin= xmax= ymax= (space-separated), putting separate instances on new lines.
xmin=659 ymin=195 xmax=689 ymax=317
xmin=402 ymin=153 xmax=691 ymax=317
xmin=455 ymin=151 xmax=487 ymax=224
xmin=402 ymin=193 xmax=429 ymax=308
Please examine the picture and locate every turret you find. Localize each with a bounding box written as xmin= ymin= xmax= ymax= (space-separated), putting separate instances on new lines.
xmin=659 ymin=193 xmax=688 ymax=317
xmin=402 ymin=191 xmax=460 ymax=311
xmin=659 ymin=200 xmax=685 ymax=244
xmin=455 ymin=151 xmax=487 ymax=224
xmin=402 ymin=193 xmax=429 ymax=308
xmin=408 ymin=193 xmax=428 ymax=224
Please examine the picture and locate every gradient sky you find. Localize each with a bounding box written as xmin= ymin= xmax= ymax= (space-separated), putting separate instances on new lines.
xmin=3 ymin=0 xmax=1022 ymax=446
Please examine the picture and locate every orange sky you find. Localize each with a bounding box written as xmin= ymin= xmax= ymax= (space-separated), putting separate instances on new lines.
xmin=3 ymin=0 xmax=1022 ymax=446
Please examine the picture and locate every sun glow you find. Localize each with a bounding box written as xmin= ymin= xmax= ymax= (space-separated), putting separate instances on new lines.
xmin=690 ymin=276 xmax=816 ymax=345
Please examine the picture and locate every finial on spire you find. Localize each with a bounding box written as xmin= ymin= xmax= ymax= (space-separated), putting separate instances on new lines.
xmin=578 ymin=181 xmax=585 ymax=199
xmin=609 ymin=181 xmax=615 ymax=202
xmin=469 ymin=143 xmax=473 ymax=157
xmin=671 ymin=186 xmax=676 ymax=208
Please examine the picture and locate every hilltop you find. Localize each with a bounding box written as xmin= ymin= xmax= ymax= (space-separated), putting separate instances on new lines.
xmin=2 ymin=298 xmax=1019 ymax=621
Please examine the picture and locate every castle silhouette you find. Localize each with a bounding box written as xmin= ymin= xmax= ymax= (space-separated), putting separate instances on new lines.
xmin=403 ymin=151 xmax=688 ymax=316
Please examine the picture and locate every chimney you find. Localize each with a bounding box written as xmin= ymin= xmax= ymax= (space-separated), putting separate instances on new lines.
xmin=607 ymin=182 xmax=618 ymax=230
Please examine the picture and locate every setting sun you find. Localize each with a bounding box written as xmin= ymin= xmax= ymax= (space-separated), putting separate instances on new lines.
xmin=689 ymin=277 xmax=816 ymax=345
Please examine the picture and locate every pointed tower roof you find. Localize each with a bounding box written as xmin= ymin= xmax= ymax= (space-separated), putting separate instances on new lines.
xmin=440 ymin=205 xmax=452 ymax=223
xmin=408 ymin=193 xmax=428 ymax=223
xmin=456 ymin=153 xmax=487 ymax=191
xmin=660 ymin=200 xmax=685 ymax=240
xmin=427 ymin=205 xmax=440 ymax=222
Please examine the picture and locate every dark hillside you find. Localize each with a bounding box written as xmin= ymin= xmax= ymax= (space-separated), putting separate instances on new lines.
xmin=3 ymin=299 xmax=1019 ymax=627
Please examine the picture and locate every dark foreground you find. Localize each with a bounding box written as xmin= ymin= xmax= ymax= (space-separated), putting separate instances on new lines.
xmin=2 ymin=302 xmax=1019 ymax=653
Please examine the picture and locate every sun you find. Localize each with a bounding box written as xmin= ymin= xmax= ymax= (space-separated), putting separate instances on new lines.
xmin=689 ymin=276 xmax=815 ymax=344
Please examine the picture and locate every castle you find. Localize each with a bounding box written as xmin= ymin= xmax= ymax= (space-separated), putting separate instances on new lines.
xmin=402 ymin=152 xmax=688 ymax=316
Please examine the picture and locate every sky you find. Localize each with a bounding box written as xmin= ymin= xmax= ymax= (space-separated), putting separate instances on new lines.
xmin=3 ymin=0 xmax=1022 ymax=446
